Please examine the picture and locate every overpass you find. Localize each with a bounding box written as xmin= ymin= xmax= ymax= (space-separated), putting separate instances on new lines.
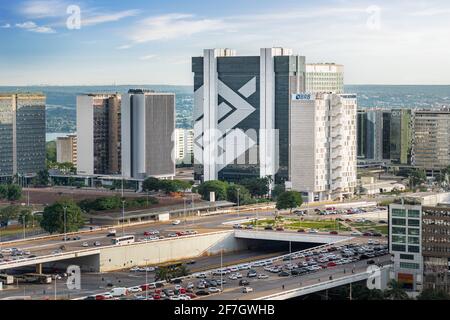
xmin=234 ymin=230 xmax=352 ymax=244
xmin=255 ymin=265 xmax=391 ymax=300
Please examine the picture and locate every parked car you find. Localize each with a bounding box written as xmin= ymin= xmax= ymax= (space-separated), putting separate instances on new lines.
xmin=264 ymin=226 xmax=273 ymax=230
xmin=243 ymin=287 xmax=253 ymax=293
xmin=239 ymin=279 xmax=250 ymax=286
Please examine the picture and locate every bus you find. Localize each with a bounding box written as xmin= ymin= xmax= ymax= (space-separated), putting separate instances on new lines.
xmin=112 ymin=235 xmax=135 ymax=245
xmin=16 ymin=273 xmax=52 ymax=284
xmin=0 ymin=274 xmax=14 ymax=285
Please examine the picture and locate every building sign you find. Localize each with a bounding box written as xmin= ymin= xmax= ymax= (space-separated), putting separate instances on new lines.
xmin=292 ymin=93 xmax=313 ymax=101
xmin=397 ymin=273 xmax=414 ymax=290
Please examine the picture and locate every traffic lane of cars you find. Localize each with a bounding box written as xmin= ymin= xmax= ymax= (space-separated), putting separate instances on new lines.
xmin=95 ymin=242 xmax=389 ymax=301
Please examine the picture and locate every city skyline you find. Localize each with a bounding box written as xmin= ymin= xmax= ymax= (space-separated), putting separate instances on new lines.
xmin=1 ymin=0 xmax=450 ymax=86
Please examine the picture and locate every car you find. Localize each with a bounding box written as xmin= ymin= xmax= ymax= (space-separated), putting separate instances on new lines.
xmin=186 ymin=260 xmax=196 ymax=265
xmin=264 ymin=226 xmax=273 ymax=230
xmin=367 ymin=259 xmax=375 ymax=265
xmin=82 ymin=242 xmax=89 ymax=247
xmin=351 ymin=231 xmax=360 ymax=236
xmin=110 ymin=288 xmax=128 ymax=297
xmin=209 ymin=287 xmax=221 ymax=293
xmin=233 ymin=224 xmax=242 ymax=229
xmin=278 ymin=271 xmax=290 ymax=277
xmin=239 ymin=279 xmax=250 ymax=286
xmin=257 ymin=274 xmax=269 ymax=279
xmin=327 ymin=262 xmax=337 ymax=267
xmin=373 ymin=232 xmax=383 ymax=237
xmin=94 ymin=241 xmax=101 ymax=246
xmin=247 ymin=270 xmax=257 ymax=278
xmin=297 ymin=228 xmax=305 ymax=233
xmin=128 ymin=286 xmax=142 ymax=293
xmin=196 ymin=282 xmax=206 ymax=289
xmin=168 ymin=233 xmax=178 ymax=238
xmin=51 ymin=249 xmax=62 ymax=254
xmin=276 ymin=227 xmax=284 ymax=231
xmin=216 ymin=279 xmax=227 ymax=285
xmin=243 ymin=287 xmax=253 ymax=293
xmin=107 ymin=229 xmax=116 ymax=237
xmin=228 ymin=274 xmax=238 ymax=280
xmin=363 ymin=232 xmax=373 ymax=237
xmin=329 ymin=231 xmax=338 ymax=235
xmin=172 ymin=220 xmax=181 ymax=225
xmin=196 ymin=290 xmax=210 ymax=296
xmin=309 ymin=229 xmax=318 ymax=234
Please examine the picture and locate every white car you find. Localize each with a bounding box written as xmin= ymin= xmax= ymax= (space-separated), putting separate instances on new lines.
xmin=179 ymin=295 xmax=191 ymax=300
xmin=102 ymin=293 xmax=114 ymax=299
xmin=228 ymin=275 xmax=238 ymax=280
xmin=257 ymin=274 xmax=269 ymax=279
xmin=186 ymin=282 xmax=194 ymax=289
xmin=82 ymin=242 xmax=89 ymax=247
xmin=195 ymin=273 xmax=207 ymax=279
xmin=351 ymin=232 xmax=360 ymax=236
xmin=128 ymin=286 xmax=142 ymax=293
xmin=1 ymin=248 xmax=13 ymax=254
xmin=172 ymin=220 xmax=181 ymax=225
xmin=229 ymin=266 xmax=239 ymax=272
xmin=243 ymin=287 xmax=253 ymax=293
xmin=170 ymin=295 xmax=181 ymax=300
xmin=209 ymin=287 xmax=221 ymax=293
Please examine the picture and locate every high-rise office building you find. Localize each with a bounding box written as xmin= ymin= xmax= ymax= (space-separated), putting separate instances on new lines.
xmin=76 ymin=94 xmax=121 ymax=176
xmin=305 ymin=63 xmax=344 ymax=94
xmin=56 ymin=134 xmax=77 ymax=165
xmin=174 ymin=129 xmax=194 ymax=165
xmin=192 ymin=48 xmax=306 ymax=184
xmin=290 ymin=93 xmax=357 ymax=201
xmin=412 ymin=109 xmax=450 ymax=170
xmin=357 ymin=108 xmax=412 ymax=165
xmin=0 ymin=93 xmax=46 ymax=179
xmin=121 ymin=89 xmax=175 ymax=180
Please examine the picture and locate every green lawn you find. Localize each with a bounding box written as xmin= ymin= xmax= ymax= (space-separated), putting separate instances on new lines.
xmin=349 ymin=221 xmax=388 ymax=235
xmin=245 ymin=218 xmax=350 ymax=232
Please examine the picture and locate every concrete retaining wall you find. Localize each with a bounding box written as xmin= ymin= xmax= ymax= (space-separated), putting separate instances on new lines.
xmin=98 ymin=231 xmax=246 ymax=272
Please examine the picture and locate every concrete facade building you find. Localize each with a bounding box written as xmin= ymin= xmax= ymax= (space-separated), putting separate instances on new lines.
xmin=412 ymin=109 xmax=450 ymax=170
xmin=0 ymin=93 xmax=46 ymax=179
xmin=56 ymin=134 xmax=77 ymax=165
xmin=121 ymin=89 xmax=175 ymax=180
xmin=290 ymin=93 xmax=357 ymax=201
xmin=76 ymin=94 xmax=121 ymax=176
xmin=174 ymin=128 xmax=194 ymax=165
xmin=305 ymin=63 xmax=344 ymax=94
xmin=192 ymin=47 xmax=306 ymax=184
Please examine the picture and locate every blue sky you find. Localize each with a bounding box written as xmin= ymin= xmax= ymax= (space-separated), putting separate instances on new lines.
xmin=1 ymin=0 xmax=450 ymax=85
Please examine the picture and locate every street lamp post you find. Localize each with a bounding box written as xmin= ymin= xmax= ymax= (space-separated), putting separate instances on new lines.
xmin=22 ymin=215 xmax=26 ymax=239
xmin=122 ymin=200 xmax=126 ymax=236
xmin=237 ymin=188 xmax=240 ymax=218
xmin=145 ymin=259 xmax=149 ymax=300
xmin=63 ymin=206 xmax=67 ymax=242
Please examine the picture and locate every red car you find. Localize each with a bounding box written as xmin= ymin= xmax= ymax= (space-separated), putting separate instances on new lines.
xmin=327 ymin=262 xmax=337 ymax=267
xmin=153 ymin=294 xmax=161 ymax=300
xmin=363 ymin=232 xmax=372 ymax=236
xmin=143 ymin=231 xmax=151 ymax=236
xmin=329 ymin=231 xmax=338 ymax=235
xmin=186 ymin=293 xmax=197 ymax=299
xmin=276 ymin=227 xmax=284 ymax=231
xmin=95 ymin=295 xmax=106 ymax=300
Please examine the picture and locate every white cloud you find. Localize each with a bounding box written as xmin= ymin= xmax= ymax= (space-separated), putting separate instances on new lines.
xmin=81 ymin=9 xmax=140 ymax=27
xmin=16 ymin=21 xmax=56 ymax=33
xmin=1 ymin=23 xmax=11 ymax=28
xmin=139 ymin=54 xmax=157 ymax=61
xmin=129 ymin=13 xmax=228 ymax=43
xmin=21 ymin=0 xmax=69 ymax=18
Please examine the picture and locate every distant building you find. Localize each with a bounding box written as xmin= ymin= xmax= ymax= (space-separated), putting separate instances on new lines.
xmin=357 ymin=108 xmax=412 ymax=165
xmin=174 ymin=129 xmax=194 ymax=165
xmin=121 ymin=89 xmax=175 ymax=180
xmin=56 ymin=134 xmax=77 ymax=165
xmin=0 ymin=93 xmax=46 ymax=179
xmin=412 ymin=109 xmax=450 ymax=171
xmin=389 ymin=192 xmax=450 ymax=293
xmin=192 ymin=47 xmax=306 ymax=184
xmin=76 ymin=94 xmax=121 ymax=176
xmin=290 ymin=93 xmax=357 ymax=201
xmin=306 ymin=63 xmax=344 ymax=94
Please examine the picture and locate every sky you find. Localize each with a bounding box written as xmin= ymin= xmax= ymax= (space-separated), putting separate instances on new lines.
xmin=0 ymin=0 xmax=450 ymax=86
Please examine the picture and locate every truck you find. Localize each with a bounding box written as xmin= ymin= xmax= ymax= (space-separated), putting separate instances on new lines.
xmin=110 ymin=287 xmax=128 ymax=297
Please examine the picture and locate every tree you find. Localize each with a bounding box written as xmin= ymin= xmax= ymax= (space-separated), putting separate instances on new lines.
xmin=40 ymin=199 xmax=84 ymax=234
xmin=409 ymin=168 xmax=426 ymax=188
xmin=0 ymin=184 xmax=8 ymax=199
xmin=7 ymin=184 xmax=22 ymax=201
xmin=33 ymin=169 xmax=50 ymax=187
xmin=383 ymin=280 xmax=410 ymax=300
xmin=241 ymin=178 xmax=270 ymax=198
xmin=271 ymin=184 xmax=285 ymax=200
xmin=197 ymin=180 xmax=229 ymax=201
xmin=46 ymin=141 xmax=56 ymax=163
xmin=276 ymin=191 xmax=303 ymax=213
xmin=226 ymin=184 xmax=252 ymax=205
xmin=143 ymin=177 xmax=160 ymax=192
xmin=417 ymin=288 xmax=450 ymax=300
xmin=0 ymin=205 xmax=20 ymax=226
xmin=18 ymin=208 xmax=33 ymax=227
xmin=155 ymin=267 xmax=170 ymax=281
